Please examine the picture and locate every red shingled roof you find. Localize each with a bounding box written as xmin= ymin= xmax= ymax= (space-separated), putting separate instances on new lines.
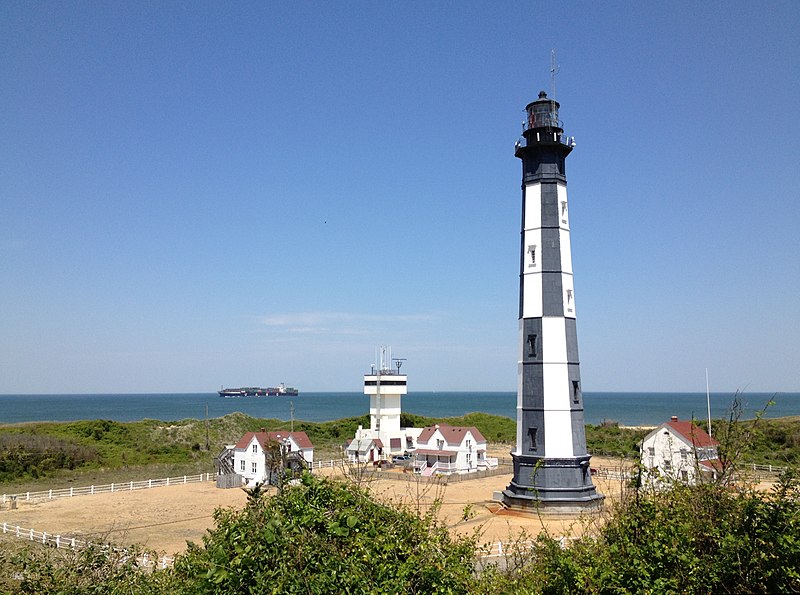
xmin=416 ymin=423 xmax=486 ymax=445
xmin=235 ymin=431 xmax=314 ymax=450
xmin=664 ymin=419 xmax=718 ymax=448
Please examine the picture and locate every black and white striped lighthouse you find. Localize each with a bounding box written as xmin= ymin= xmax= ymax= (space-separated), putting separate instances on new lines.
xmin=502 ymin=91 xmax=603 ymax=511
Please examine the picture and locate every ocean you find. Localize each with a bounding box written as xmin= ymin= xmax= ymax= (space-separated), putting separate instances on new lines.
xmin=0 ymin=391 xmax=797 ymax=426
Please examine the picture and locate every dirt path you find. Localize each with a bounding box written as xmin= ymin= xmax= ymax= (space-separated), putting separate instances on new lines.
xmin=1 ymin=482 xmax=248 ymax=556
xmin=1 ymin=462 xmax=630 ymax=556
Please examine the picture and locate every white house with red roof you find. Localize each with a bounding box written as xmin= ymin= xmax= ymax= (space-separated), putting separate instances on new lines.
xmin=413 ymin=423 xmax=497 ymax=476
xmin=232 ymin=430 xmax=314 ymax=486
xmin=641 ymin=416 xmax=719 ymax=484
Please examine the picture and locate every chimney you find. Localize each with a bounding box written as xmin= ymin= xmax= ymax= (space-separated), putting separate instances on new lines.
xmin=670 ymin=416 xmax=678 ymax=422
xmin=260 ymin=427 xmax=266 ymax=433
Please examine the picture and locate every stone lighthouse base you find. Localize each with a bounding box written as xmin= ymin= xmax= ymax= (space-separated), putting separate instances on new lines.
xmin=497 ymin=454 xmax=605 ymax=515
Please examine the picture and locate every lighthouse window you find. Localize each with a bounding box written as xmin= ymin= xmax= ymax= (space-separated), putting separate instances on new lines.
xmin=566 ymin=289 xmax=573 ymax=313
xmin=528 ymin=427 xmax=538 ymax=452
xmin=527 ymin=334 xmax=537 ymax=358
xmin=561 ymin=201 xmax=568 ymax=223
xmin=572 ymin=380 xmax=581 ymax=403
xmin=527 ymin=244 xmax=537 ymax=268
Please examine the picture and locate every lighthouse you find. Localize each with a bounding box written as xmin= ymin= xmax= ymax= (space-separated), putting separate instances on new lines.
xmin=502 ymin=91 xmax=603 ymax=511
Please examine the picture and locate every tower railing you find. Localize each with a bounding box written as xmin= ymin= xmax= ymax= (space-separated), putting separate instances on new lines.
xmin=515 ymin=134 xmax=575 ymax=151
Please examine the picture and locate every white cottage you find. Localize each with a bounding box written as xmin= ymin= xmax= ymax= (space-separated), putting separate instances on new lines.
xmin=345 ymin=436 xmax=384 ymax=464
xmin=641 ymin=416 xmax=719 ymax=484
xmin=233 ymin=430 xmax=314 ymax=487
xmin=413 ymin=424 xmax=497 ymax=476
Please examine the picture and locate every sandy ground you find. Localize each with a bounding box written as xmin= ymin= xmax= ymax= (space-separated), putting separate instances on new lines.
xmin=0 ymin=459 xmax=632 ymax=557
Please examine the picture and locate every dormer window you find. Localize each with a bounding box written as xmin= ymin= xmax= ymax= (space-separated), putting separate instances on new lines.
xmin=436 ymin=439 xmax=444 ymax=450
xmin=252 ymin=444 xmax=258 ymax=453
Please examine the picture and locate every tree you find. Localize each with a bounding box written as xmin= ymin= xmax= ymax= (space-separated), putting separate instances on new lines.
xmin=170 ymin=473 xmax=478 ymax=594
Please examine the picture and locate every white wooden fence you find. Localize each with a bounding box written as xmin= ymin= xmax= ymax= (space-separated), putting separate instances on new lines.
xmin=1 ymin=521 xmax=174 ymax=568
xmin=1 ymin=472 xmax=217 ymax=505
xmin=481 ymin=535 xmax=576 ymax=558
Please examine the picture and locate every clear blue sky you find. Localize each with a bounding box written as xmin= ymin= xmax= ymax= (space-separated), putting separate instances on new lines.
xmin=2 ymin=2 xmax=799 ymax=394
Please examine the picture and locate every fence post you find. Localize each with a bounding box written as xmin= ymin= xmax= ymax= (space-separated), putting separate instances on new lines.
xmin=166 ymin=477 xmax=170 ymax=486
xmin=42 ymin=531 xmax=47 ymax=544
xmin=91 ymin=485 xmax=94 ymax=495
xmin=148 ymin=479 xmax=152 ymax=488
xmin=49 ymin=489 xmax=52 ymax=499
xmin=498 ymin=541 xmax=503 ymax=556
xmin=55 ymin=535 xmax=60 ymax=548
xmin=70 ymin=487 xmax=74 ymax=497
xmin=130 ymin=481 xmax=133 ymax=491
xmin=27 ymin=492 xmax=30 ymax=501
xmin=111 ymin=483 xmax=114 ymax=493
xmin=71 ymin=537 xmax=76 ymax=548
xmin=184 ymin=475 xmax=187 ymax=484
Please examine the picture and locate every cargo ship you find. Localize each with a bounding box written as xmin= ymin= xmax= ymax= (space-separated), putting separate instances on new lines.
xmin=218 ymin=383 xmax=298 ymax=397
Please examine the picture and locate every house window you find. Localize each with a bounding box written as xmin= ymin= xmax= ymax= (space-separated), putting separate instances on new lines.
xmin=528 ymin=244 xmax=537 ymax=268
xmin=663 ymin=460 xmax=672 ymax=471
xmin=528 ymin=427 xmax=538 ymax=452
xmin=681 ymin=470 xmax=689 ymax=481
xmin=647 ymin=447 xmax=655 ymax=456
xmin=466 ymin=452 xmax=472 ymax=466
xmin=240 ymin=460 xmax=245 ymax=472
xmin=572 ymin=380 xmax=580 ymax=404
xmin=252 ymin=444 xmax=258 ymax=453
xmin=406 ymin=436 xmax=414 ymax=448
xmin=436 ymin=439 xmax=444 ymax=450
xmin=680 ymin=449 xmax=688 ymax=461
xmin=251 ymin=462 xmax=257 ymax=474
xmin=466 ymin=439 xmax=472 ymax=448
xmin=527 ymin=334 xmax=537 ymax=358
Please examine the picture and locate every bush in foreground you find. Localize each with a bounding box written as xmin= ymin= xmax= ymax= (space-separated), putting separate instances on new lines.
xmin=7 ymin=470 xmax=800 ymax=593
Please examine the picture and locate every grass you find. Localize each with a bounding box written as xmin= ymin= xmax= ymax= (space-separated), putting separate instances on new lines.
xmin=2 ymin=411 xmax=799 ymax=492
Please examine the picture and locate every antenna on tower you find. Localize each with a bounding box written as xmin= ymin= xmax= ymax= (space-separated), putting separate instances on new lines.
xmin=550 ymin=49 xmax=559 ymax=101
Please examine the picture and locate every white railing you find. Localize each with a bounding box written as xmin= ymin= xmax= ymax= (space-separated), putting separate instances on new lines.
xmin=743 ymin=462 xmax=787 ymax=474
xmin=481 ymin=536 xmax=574 ymax=558
xmin=593 ymin=468 xmax=632 ymax=481
xmin=309 ymin=458 xmax=345 ymax=470
xmin=1 ymin=522 xmax=174 ymax=568
xmin=479 ymin=457 xmax=499 ymax=468
xmin=435 ymin=461 xmax=457 ymax=471
xmin=2 ymin=472 xmax=217 ymax=505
